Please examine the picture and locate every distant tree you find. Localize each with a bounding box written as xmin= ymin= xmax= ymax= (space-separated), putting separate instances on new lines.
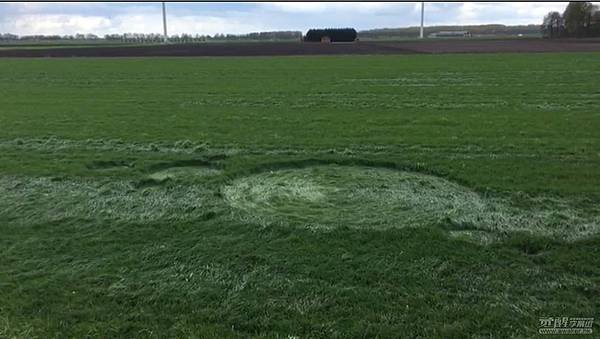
xmin=541 ymin=2 xmax=600 ymax=38
xmin=0 ymin=33 xmax=18 ymax=41
xmin=563 ymin=1 xmax=594 ymax=37
xmin=591 ymin=6 xmax=600 ymax=36
xmin=542 ymin=11 xmax=564 ymax=38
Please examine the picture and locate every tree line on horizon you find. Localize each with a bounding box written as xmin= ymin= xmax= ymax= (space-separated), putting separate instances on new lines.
xmin=542 ymin=2 xmax=600 ymax=38
xmin=0 ymin=24 xmax=541 ymax=44
xmin=0 ymin=31 xmax=303 ymax=43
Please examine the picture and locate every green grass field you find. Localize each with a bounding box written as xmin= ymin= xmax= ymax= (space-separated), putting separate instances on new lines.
xmin=1 ymin=53 xmax=599 ymax=338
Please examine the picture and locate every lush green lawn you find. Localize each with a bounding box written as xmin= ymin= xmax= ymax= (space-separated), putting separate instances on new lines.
xmin=1 ymin=53 xmax=599 ymax=338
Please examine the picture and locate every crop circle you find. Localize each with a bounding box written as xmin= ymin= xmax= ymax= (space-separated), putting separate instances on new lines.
xmin=224 ymin=165 xmax=486 ymax=230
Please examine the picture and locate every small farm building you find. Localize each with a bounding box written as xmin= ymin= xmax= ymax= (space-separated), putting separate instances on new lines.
xmin=304 ymin=28 xmax=357 ymax=42
xmin=429 ymin=31 xmax=472 ymax=38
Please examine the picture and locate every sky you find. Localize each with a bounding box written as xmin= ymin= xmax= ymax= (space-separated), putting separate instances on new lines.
xmin=0 ymin=2 xmax=569 ymax=36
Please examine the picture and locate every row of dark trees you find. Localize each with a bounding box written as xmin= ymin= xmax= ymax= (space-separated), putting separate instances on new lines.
xmin=542 ymin=2 xmax=600 ymax=38
xmin=0 ymin=31 xmax=302 ymax=43
xmin=304 ymin=28 xmax=357 ymax=42
xmin=0 ymin=33 xmax=100 ymax=41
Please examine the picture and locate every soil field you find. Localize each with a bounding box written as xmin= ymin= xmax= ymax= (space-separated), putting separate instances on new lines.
xmin=1 ymin=38 xmax=600 ymax=57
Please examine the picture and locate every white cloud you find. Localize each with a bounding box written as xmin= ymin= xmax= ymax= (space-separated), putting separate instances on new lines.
xmin=267 ymin=2 xmax=330 ymax=13
xmin=11 ymin=15 xmax=112 ymax=35
xmin=511 ymin=2 xmax=568 ymax=19
xmin=455 ymin=2 xmax=568 ymax=25
xmin=268 ymin=2 xmax=395 ymax=13
xmin=111 ymin=15 xmax=161 ymax=35
xmin=163 ymin=16 xmax=267 ymax=35
xmin=2 ymin=13 xmax=267 ymax=36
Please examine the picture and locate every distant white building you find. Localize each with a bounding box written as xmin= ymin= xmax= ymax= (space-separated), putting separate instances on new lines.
xmin=429 ymin=31 xmax=472 ymax=38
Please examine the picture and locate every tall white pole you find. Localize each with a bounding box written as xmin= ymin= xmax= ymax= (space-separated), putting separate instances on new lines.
xmin=162 ymin=2 xmax=168 ymax=43
xmin=420 ymin=2 xmax=425 ymax=39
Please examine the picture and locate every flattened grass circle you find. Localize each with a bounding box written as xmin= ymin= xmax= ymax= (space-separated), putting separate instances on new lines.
xmin=224 ymin=165 xmax=485 ymax=230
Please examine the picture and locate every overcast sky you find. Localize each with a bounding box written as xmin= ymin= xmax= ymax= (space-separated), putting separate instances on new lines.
xmin=0 ymin=2 xmax=569 ymax=36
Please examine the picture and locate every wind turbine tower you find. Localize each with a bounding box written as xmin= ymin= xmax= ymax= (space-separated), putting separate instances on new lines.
xmin=420 ymin=2 xmax=425 ymax=39
xmin=162 ymin=2 xmax=168 ymax=43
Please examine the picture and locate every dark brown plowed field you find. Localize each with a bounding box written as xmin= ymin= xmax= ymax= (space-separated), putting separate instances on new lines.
xmin=2 ymin=39 xmax=600 ymax=57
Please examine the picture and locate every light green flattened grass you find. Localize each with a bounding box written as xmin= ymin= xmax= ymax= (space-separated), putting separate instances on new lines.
xmin=0 ymin=53 xmax=599 ymax=338
xmin=0 ymin=175 xmax=215 ymax=224
xmin=148 ymin=167 xmax=222 ymax=181
xmin=224 ymin=165 xmax=599 ymax=241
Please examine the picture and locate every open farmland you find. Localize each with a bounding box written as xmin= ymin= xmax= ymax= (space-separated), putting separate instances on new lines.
xmin=1 ymin=38 xmax=600 ymax=57
xmin=1 ymin=53 xmax=599 ymax=337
